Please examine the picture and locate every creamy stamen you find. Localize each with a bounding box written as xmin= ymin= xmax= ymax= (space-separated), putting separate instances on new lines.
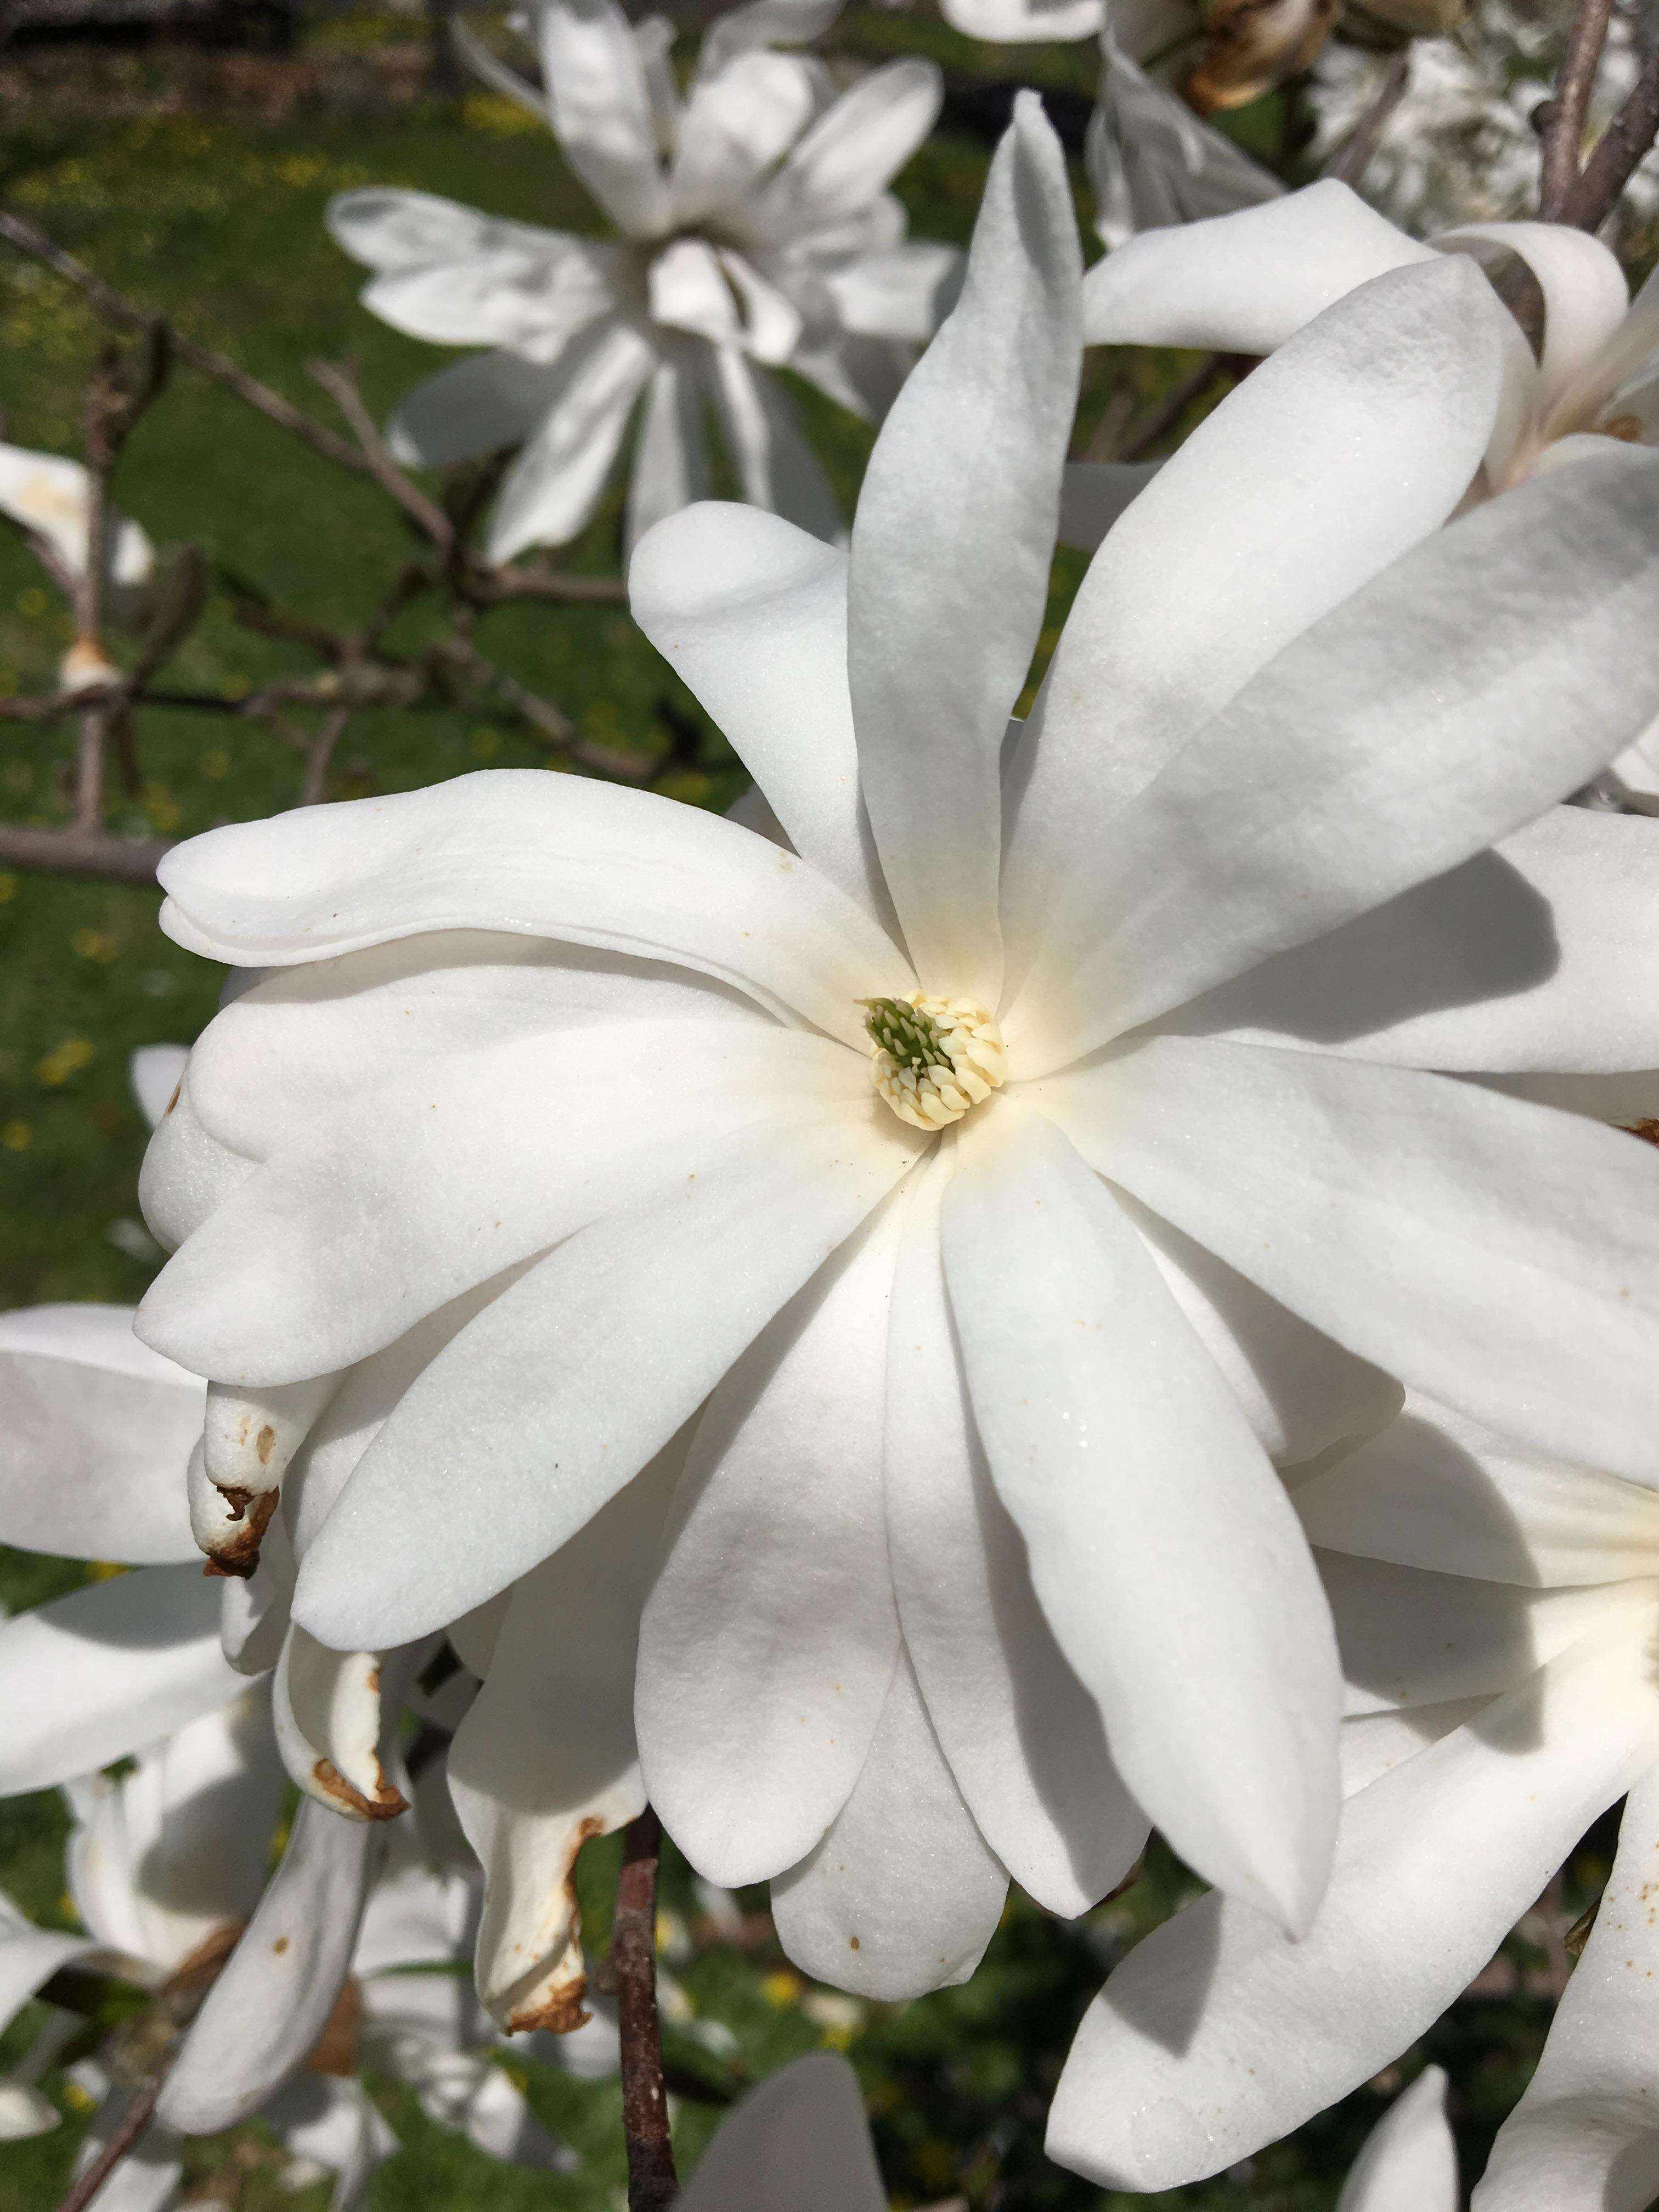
xmin=862 ymin=992 xmax=1008 ymax=1131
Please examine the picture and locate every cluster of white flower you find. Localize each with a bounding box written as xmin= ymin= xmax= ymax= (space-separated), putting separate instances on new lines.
xmin=7 ymin=0 xmax=1659 ymax=2199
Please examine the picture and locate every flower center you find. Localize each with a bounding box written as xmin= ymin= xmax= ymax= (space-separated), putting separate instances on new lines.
xmin=861 ymin=993 xmax=1008 ymax=1131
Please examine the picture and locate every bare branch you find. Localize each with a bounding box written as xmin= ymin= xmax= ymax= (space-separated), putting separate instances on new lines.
xmin=1116 ymin=356 xmax=1233 ymax=462
xmin=612 ymin=1809 xmax=678 ymax=2212
xmin=307 ymin=360 xmax=455 ymax=550
xmin=1323 ymin=48 xmax=1410 ymax=189
xmin=1538 ymin=0 xmax=1617 ymax=216
xmin=53 ymin=2080 xmax=163 ymax=2212
xmin=0 ymin=211 xmax=374 ymax=481
xmin=298 ymin=708 xmax=351 ymax=807
xmin=1561 ymin=45 xmax=1659 ymax=229
xmin=467 ymin=562 xmax=629 ymax=605
xmin=0 ymin=822 xmax=171 ymax=882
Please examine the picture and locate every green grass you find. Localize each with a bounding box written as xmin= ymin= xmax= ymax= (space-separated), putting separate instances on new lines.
xmin=0 ymin=20 xmax=1569 ymax=2207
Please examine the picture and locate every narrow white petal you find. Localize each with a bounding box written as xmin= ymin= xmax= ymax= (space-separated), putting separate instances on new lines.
xmin=537 ymin=0 xmax=670 ymax=236
xmin=1339 ymin=2067 xmax=1460 ymax=2212
xmin=676 ymin=2053 xmax=887 ymax=2212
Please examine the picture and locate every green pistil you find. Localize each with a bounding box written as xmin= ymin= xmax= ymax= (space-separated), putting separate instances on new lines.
xmin=861 ymin=997 xmax=951 ymax=1074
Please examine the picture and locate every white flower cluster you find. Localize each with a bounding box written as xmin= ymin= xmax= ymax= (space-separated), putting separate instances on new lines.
xmin=6 ymin=0 xmax=1659 ymax=2201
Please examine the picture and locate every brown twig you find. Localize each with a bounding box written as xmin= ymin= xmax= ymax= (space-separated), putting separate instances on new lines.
xmin=54 ymin=2079 xmax=164 ymax=2212
xmin=0 ymin=211 xmax=374 ymax=482
xmin=1537 ymin=0 xmax=1617 ymax=216
xmin=1560 ymin=46 xmax=1659 ymax=229
xmin=298 ymin=708 xmax=351 ymax=807
xmin=307 ymin=360 xmax=455 ymax=550
xmin=0 ymin=822 xmax=172 ymax=882
xmin=612 ymin=1809 xmax=678 ymax=2212
xmin=1324 ymin=48 xmax=1410 ymax=188
xmin=1118 ymin=356 xmax=1231 ymax=461
xmin=465 ymin=562 xmax=628 ymax=605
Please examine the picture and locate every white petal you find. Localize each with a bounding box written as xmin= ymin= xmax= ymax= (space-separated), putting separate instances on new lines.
xmin=941 ymin=1101 xmax=1340 ymax=1932
xmin=669 ymin=52 xmax=817 ymax=227
xmin=1339 ymin=2067 xmax=1459 ymax=2212
xmin=138 ymin=1021 xmax=871 ymax=1383
xmin=72 ymin=2101 xmax=183 ymax=2212
xmin=293 ymin=1107 xmax=921 ymax=1650
xmin=637 ymin=1200 xmax=904 ymax=1885
xmin=537 ymin=0 xmax=670 ymax=236
xmin=649 ymin=236 xmax=742 ymax=347
xmin=158 ymin=1798 xmax=381 ymax=2133
xmin=944 ymin=0 xmax=1099 ymax=35
xmin=0 ymin=1893 xmax=97 ymax=2036
xmin=1081 ymin=178 xmax=1427 ymax=350
xmin=823 ymin=242 xmax=961 ymax=343
xmin=771 ymin=1647 xmax=1007 ymax=1999
xmin=261 ymin=2075 xmax=396 ymax=2208
xmin=886 ymin=1148 xmax=1148 ymax=1916
xmin=677 ymin=2052 xmax=887 ymax=2212
xmin=707 ymin=352 xmax=842 ymax=544
xmin=0 ymin=1567 xmax=242 ymax=1795
xmin=273 ymin=1627 xmax=409 ymax=1821
xmin=325 ymin=188 xmax=561 ymax=272
xmin=1436 ymin=221 xmax=1629 ymax=418
xmin=447 ymin=1454 xmax=678 ymax=2030
xmin=1473 ymin=1764 xmax=1659 ymax=2212
xmin=0 ymin=1305 xmax=200 ymax=1564
xmin=486 ymin=323 xmax=656 ymax=561
xmin=1014 ymin=447 xmax=1659 ymax=1067
xmin=1086 ymin=38 xmax=1280 ymax=249
xmin=1045 ymin=1037 xmax=1659 ymax=1485
xmin=624 ymin=349 xmax=710 ymax=555
xmin=1175 ymin=809 xmax=1659 ymax=1075
xmin=1006 ymin=255 xmax=1506 ymax=991
xmin=129 ymin=1046 xmax=187 ymax=1131
xmin=137 ymin=1075 xmax=252 ymax=1255
xmin=363 ymin=241 xmax=618 ymax=353
xmin=744 ymin=59 xmax=941 ymax=242
xmin=386 ymin=353 xmax=572 ymax=472
xmin=630 ymin=503 xmax=881 ymax=918
xmin=848 ymin=93 xmax=1079 ymax=1003
xmin=1297 ymin=1395 xmax=1659 ymax=1588
xmin=156 ymin=771 xmax=910 ymax=1043
xmin=1047 ymin=1621 xmax=1659 ymax=2191
xmin=696 ymin=0 xmax=843 ymax=78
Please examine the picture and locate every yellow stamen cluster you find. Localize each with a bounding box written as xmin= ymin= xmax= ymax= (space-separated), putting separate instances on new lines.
xmin=861 ymin=992 xmax=1008 ymax=1131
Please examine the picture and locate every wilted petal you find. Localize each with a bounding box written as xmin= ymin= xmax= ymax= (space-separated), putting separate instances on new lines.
xmin=273 ymin=1627 xmax=410 ymax=1822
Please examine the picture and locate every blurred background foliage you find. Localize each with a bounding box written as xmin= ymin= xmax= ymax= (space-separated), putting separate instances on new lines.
xmin=0 ymin=9 xmax=1607 ymax=2205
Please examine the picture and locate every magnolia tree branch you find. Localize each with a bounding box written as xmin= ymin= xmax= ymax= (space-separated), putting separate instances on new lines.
xmin=612 ymin=1809 xmax=679 ymax=2212
xmin=1537 ymin=0 xmax=1616 ymax=216
xmin=1561 ymin=44 xmax=1659 ymax=229
xmin=53 ymin=2080 xmax=164 ymax=2212
xmin=1323 ymin=48 xmax=1410 ymax=188
xmin=0 ymin=821 xmax=173 ymax=881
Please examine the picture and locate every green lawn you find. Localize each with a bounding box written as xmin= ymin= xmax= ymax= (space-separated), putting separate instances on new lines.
xmin=0 ymin=21 xmax=1567 ymax=2205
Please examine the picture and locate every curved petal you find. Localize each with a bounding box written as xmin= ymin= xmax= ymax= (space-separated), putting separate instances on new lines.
xmin=943 ymin=1102 xmax=1340 ymax=1933
xmin=138 ymin=1022 xmax=869 ymax=1384
xmin=0 ymin=1305 xmax=200 ymax=1564
xmin=1081 ymin=178 xmax=1428 ymax=350
xmin=848 ymin=94 xmax=1080 ymax=1003
xmin=0 ymin=1894 xmax=98 ymax=2037
xmin=1047 ymin=1621 xmax=1659 ymax=2192
xmin=537 ymin=0 xmax=670 ymax=236
xmin=625 ymin=349 xmax=710 ymax=555
xmin=1473 ymin=1764 xmax=1659 ymax=2212
xmin=743 ymin=58 xmax=941 ymax=242
xmin=1297 ymin=1396 xmax=1659 ymax=1589
xmin=630 ymin=503 xmax=882 ymax=919
xmin=1042 ymin=1039 xmax=1659 ymax=1508
xmin=273 ymin=1627 xmax=409 ymax=1821
xmin=886 ymin=1149 xmax=1148 ymax=1916
xmin=1436 ymin=221 xmax=1629 ymax=418
xmin=944 ymin=0 xmax=1100 ymax=35
xmin=155 ymin=771 xmax=911 ymax=1046
xmin=486 ymin=323 xmax=656 ymax=561
xmin=326 ymin=189 xmax=565 ymax=273
xmin=0 ymin=1567 xmax=242 ymax=1796
xmin=677 ymin=2053 xmax=887 ymax=2212
xmin=292 ymin=1106 xmax=921 ymax=1650
xmin=637 ymin=1201 xmax=904 ymax=1886
xmin=707 ymin=352 xmax=842 ymax=544
xmin=696 ymin=0 xmax=844 ymax=78
xmin=669 ymin=51 xmax=818 ymax=227
xmin=1173 ymin=809 xmax=1659 ymax=1075
xmin=1340 ymin=2067 xmax=1460 ymax=2212
xmin=447 ymin=1453 xmax=679 ymax=2031
xmin=157 ymin=1799 xmax=381 ymax=2134
xmin=362 ymin=244 xmax=618 ymax=354
xmin=823 ymin=242 xmax=961 ymax=344
xmin=129 ymin=1046 xmax=187 ymax=1131
xmin=137 ymin=1077 xmax=253 ymax=1255
xmin=386 ymin=353 xmax=570 ymax=472
xmin=770 ymin=1647 xmax=1007 ymax=1999
xmin=1086 ymin=37 xmax=1281 ymax=250
xmin=1002 ymin=256 xmax=1506 ymax=992
xmin=1013 ymin=447 xmax=1659 ymax=1068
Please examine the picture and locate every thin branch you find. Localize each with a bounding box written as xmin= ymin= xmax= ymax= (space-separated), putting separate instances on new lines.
xmin=466 ymin=562 xmax=628 ymax=605
xmin=612 ymin=1809 xmax=678 ymax=2212
xmin=54 ymin=2081 xmax=163 ymax=2212
xmin=1561 ymin=44 xmax=1659 ymax=229
xmin=0 ymin=822 xmax=172 ymax=882
xmin=1538 ymin=0 xmax=1617 ymax=216
xmin=1117 ymin=356 xmax=1229 ymax=462
xmin=298 ymin=708 xmax=351 ymax=807
xmin=307 ymin=360 xmax=455 ymax=550
xmin=1323 ymin=48 xmax=1410 ymax=188
xmin=0 ymin=211 xmax=374 ymax=481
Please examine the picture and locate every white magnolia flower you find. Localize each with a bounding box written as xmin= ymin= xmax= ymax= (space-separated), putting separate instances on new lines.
xmin=1086 ymin=0 xmax=1282 ymax=247
xmin=134 ymin=100 xmax=1659 ymax=2001
xmin=677 ymin=2049 xmax=885 ymax=2210
xmin=1048 ymin=1381 xmax=1659 ymax=2207
xmin=0 ymin=443 xmax=153 ymax=594
xmin=328 ymin=0 xmax=958 ymax=562
xmin=1340 ymin=2067 xmax=1460 ymax=2212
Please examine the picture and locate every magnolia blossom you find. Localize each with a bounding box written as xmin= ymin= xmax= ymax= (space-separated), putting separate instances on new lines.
xmin=0 ymin=442 xmax=153 ymax=595
xmin=328 ymin=0 xmax=958 ymax=562
xmin=1339 ymin=2068 xmax=1460 ymax=2212
xmin=1048 ymin=1386 xmax=1659 ymax=2208
xmin=675 ymin=2050 xmax=887 ymax=2210
xmin=133 ymin=99 xmax=1659 ymax=2005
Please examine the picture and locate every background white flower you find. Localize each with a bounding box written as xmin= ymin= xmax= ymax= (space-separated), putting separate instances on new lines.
xmin=328 ymin=0 xmax=960 ymax=561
